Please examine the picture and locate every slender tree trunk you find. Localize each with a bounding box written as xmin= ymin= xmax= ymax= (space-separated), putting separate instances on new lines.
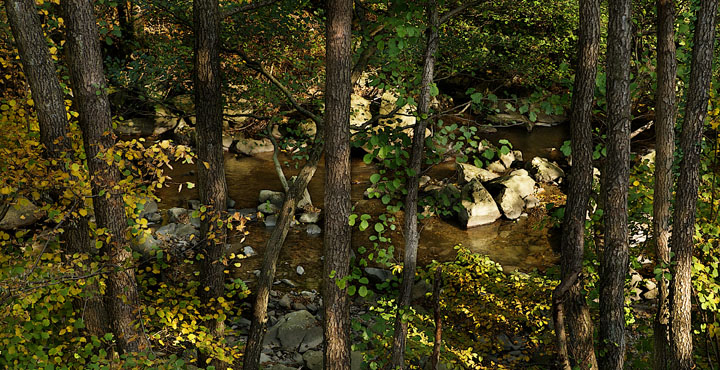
xmin=551 ymin=0 xmax=600 ymax=368
xmin=390 ymin=1 xmax=438 ymax=367
xmin=669 ymin=0 xmax=719 ymax=368
xmin=599 ymin=0 xmax=632 ymax=367
xmin=193 ymin=0 xmax=229 ymax=367
xmin=242 ymin=141 xmax=323 ymax=370
xmin=653 ymin=0 xmax=677 ymax=368
xmin=6 ymin=0 xmax=108 ymax=338
xmin=323 ymin=0 xmax=353 ymax=368
xmin=62 ymin=0 xmax=149 ymax=353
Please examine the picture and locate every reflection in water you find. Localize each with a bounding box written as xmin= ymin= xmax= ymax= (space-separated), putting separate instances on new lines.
xmin=157 ymin=125 xmax=566 ymax=290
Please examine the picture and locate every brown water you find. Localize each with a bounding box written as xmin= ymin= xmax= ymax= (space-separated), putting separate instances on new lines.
xmin=156 ymin=126 xmax=566 ymax=290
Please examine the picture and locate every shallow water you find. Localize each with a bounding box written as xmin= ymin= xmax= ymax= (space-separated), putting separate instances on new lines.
xmin=156 ymin=126 xmax=567 ymax=290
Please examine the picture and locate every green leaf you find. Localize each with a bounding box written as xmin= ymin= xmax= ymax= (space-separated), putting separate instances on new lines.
xmin=374 ymin=223 xmax=385 ymax=233
xmin=359 ymin=286 xmax=368 ymax=297
xmin=430 ymin=84 xmax=439 ymax=97
xmin=370 ymin=173 xmax=381 ymax=184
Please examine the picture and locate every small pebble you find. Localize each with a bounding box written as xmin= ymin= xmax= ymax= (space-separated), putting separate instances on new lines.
xmin=296 ymin=266 xmax=305 ymax=275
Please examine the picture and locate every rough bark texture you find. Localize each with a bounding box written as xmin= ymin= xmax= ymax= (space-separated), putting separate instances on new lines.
xmin=669 ymin=0 xmax=719 ymax=368
xmin=242 ymin=141 xmax=323 ymax=370
xmin=6 ymin=0 xmax=107 ymax=338
xmin=653 ymin=0 xmax=677 ymax=368
xmin=391 ymin=1 xmax=438 ymax=367
xmin=551 ymin=0 xmax=600 ymax=368
xmin=599 ymin=0 xmax=632 ymax=367
xmin=62 ymin=0 xmax=148 ymax=353
xmin=193 ymin=0 xmax=229 ymax=367
xmin=323 ymin=0 xmax=353 ymax=368
xmin=5 ymin=0 xmax=68 ymax=156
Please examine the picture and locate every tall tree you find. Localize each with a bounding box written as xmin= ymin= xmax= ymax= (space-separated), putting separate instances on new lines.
xmin=391 ymin=0 xmax=438 ymax=367
xmin=653 ymin=0 xmax=677 ymax=367
xmin=551 ymin=0 xmax=600 ymax=368
xmin=669 ymin=0 xmax=719 ymax=368
xmin=193 ymin=0 xmax=229 ymax=367
xmin=599 ymin=0 xmax=632 ymax=367
xmin=6 ymin=0 xmax=107 ymax=337
xmin=323 ymin=0 xmax=353 ymax=368
xmin=62 ymin=0 xmax=149 ymax=352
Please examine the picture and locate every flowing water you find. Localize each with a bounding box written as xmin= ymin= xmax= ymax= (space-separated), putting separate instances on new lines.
xmin=156 ymin=126 xmax=567 ymax=290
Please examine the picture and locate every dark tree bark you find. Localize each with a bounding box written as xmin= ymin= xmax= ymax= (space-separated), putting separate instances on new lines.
xmin=242 ymin=141 xmax=323 ymax=370
xmin=391 ymin=0 xmax=439 ymax=367
xmin=6 ymin=0 xmax=107 ymax=338
xmin=669 ymin=0 xmax=719 ymax=368
xmin=193 ymin=0 xmax=229 ymax=367
xmin=323 ymin=0 xmax=353 ymax=368
xmin=551 ymin=0 xmax=600 ymax=368
xmin=653 ymin=0 xmax=677 ymax=368
xmin=599 ymin=0 xmax=632 ymax=367
xmin=62 ymin=0 xmax=149 ymax=353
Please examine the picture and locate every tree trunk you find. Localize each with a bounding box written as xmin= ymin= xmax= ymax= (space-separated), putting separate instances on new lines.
xmin=62 ymin=0 xmax=149 ymax=353
xmin=6 ymin=0 xmax=108 ymax=338
xmin=599 ymin=0 xmax=632 ymax=367
xmin=669 ymin=0 xmax=719 ymax=368
xmin=323 ymin=0 xmax=353 ymax=368
xmin=193 ymin=0 xmax=229 ymax=367
xmin=653 ymin=0 xmax=677 ymax=368
xmin=391 ymin=1 xmax=438 ymax=367
xmin=242 ymin=140 xmax=323 ymax=370
xmin=551 ymin=0 xmax=600 ymax=368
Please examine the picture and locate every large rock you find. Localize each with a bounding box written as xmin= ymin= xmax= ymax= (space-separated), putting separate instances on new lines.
xmin=132 ymin=230 xmax=161 ymax=255
xmin=379 ymin=91 xmax=416 ymax=131
xmin=272 ymin=310 xmax=320 ymax=351
xmin=458 ymin=180 xmax=502 ymax=228
xmin=488 ymin=169 xmax=536 ymax=198
xmin=167 ymin=207 xmax=188 ymax=223
xmin=258 ymin=202 xmax=279 ymax=215
xmin=259 ymin=190 xmax=285 ymax=208
xmin=0 ymin=197 xmax=42 ymax=230
xmin=456 ymin=162 xmax=500 ymax=184
xmin=232 ymin=135 xmax=274 ymax=156
xmin=303 ymin=350 xmax=323 ymax=370
xmin=528 ymin=157 xmax=565 ymax=183
xmin=494 ymin=187 xmax=524 ymax=220
xmin=137 ymin=197 xmax=159 ymax=218
xmin=350 ymin=94 xmax=372 ymax=130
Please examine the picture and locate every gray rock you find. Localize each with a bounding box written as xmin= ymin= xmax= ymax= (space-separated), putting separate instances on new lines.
xmin=411 ymin=279 xmax=432 ymax=301
xmin=499 ymin=150 xmax=515 ymax=168
xmin=145 ymin=212 xmax=163 ymax=224
xmin=234 ymin=208 xmax=258 ymax=221
xmin=299 ymin=211 xmax=321 ymax=224
xmin=524 ymin=195 xmax=540 ymax=209
xmin=167 ymin=207 xmax=188 ymax=223
xmin=296 ymin=265 xmax=305 ymax=276
xmin=187 ymin=199 xmax=201 ymax=210
xmin=226 ymin=198 xmax=236 ymax=208
xmin=458 ymin=180 xmax=502 ymax=228
xmin=259 ymin=190 xmax=285 ymax=207
xmin=280 ymin=279 xmax=296 ymax=287
xmin=494 ymin=187 xmax=524 ymax=220
xmin=278 ymin=294 xmax=292 ymax=309
xmin=303 ymin=350 xmax=324 ymax=370
xmin=298 ymin=325 xmax=323 ymax=352
xmin=487 ymin=160 xmax=506 ymax=174
xmin=419 ymin=175 xmax=432 ymax=188
xmin=258 ymin=202 xmax=279 ymax=215
xmin=243 ymin=246 xmax=256 ymax=257
xmin=512 ymin=150 xmax=524 ymax=162
xmin=156 ymin=223 xmax=177 ymax=238
xmin=259 ymin=353 xmax=272 ymax=364
xmin=175 ymin=223 xmax=199 ymax=238
xmin=132 ymin=231 xmax=161 ymax=255
xmin=264 ymin=215 xmax=277 ymax=227
xmin=488 ymin=169 xmax=536 ymax=198
xmin=189 ymin=214 xmax=201 ymax=228
xmin=306 ymin=224 xmax=322 ymax=235
xmin=528 ymin=157 xmax=565 ymax=183
xmin=0 ymin=197 xmax=42 ymax=230
xmin=234 ymin=136 xmax=274 ymax=156
xmin=275 ymin=310 xmax=319 ymax=351
xmin=138 ymin=197 xmax=159 ymax=217
xmin=456 ymin=162 xmax=500 ymax=184
xmin=365 ymin=267 xmax=392 ymax=284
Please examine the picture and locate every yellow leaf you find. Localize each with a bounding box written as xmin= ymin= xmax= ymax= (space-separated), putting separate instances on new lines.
xmin=79 ymin=209 xmax=88 ymax=217
xmin=632 ymin=180 xmax=640 ymax=187
xmin=203 ymin=161 xmax=210 ymax=169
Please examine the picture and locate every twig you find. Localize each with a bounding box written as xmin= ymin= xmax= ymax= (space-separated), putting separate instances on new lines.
xmin=630 ymin=120 xmax=654 ymax=139
xmin=439 ymin=1 xmax=481 ymax=24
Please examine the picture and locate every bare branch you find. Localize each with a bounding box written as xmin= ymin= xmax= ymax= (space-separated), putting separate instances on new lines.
xmin=439 ymin=1 xmax=481 ymax=24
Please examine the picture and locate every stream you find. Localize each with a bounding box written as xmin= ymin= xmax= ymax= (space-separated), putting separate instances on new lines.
xmin=155 ymin=125 xmax=568 ymax=290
